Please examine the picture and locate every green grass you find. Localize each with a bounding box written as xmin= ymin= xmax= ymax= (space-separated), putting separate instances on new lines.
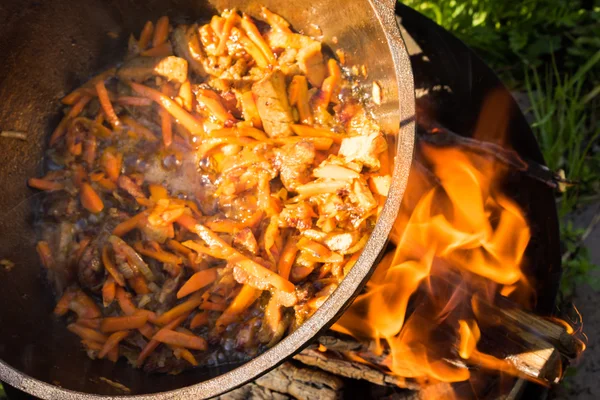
xmin=400 ymin=0 xmax=600 ymax=296
xmin=525 ymin=51 xmax=600 ymax=216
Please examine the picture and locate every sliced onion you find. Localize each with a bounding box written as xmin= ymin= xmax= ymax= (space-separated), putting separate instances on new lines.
xmin=109 ymin=235 xmax=156 ymax=282
xmin=116 ymin=260 xmax=135 ymax=279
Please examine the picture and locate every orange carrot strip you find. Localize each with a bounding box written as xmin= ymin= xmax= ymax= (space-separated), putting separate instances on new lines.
xmin=75 ymin=237 xmax=92 ymax=263
xmin=216 ymin=285 xmax=260 ymax=328
xmin=216 ymin=10 xmax=238 ymax=55
xmin=82 ymin=132 xmax=97 ymax=165
xmin=54 ymin=290 xmax=77 ymax=316
xmin=70 ymin=291 xmax=102 ymax=319
xmin=240 ymin=14 xmax=276 ymax=64
xmin=100 ymin=149 xmax=122 ymax=182
xmin=36 ymin=241 xmax=54 ymax=269
xmin=272 ymin=136 xmax=333 ymax=150
xmin=277 ymin=240 xmax=298 ymax=281
xmin=167 ymin=240 xmax=194 ymax=257
xmin=260 ymin=7 xmax=291 ymax=32
xmin=190 ymin=312 xmax=209 ymax=329
xmin=107 ymin=346 xmax=119 ymax=362
xmin=240 ymin=91 xmax=262 ymax=128
xmin=138 ymin=323 xmax=155 ymax=339
xmin=72 ymin=165 xmax=87 ymax=188
xmin=129 ymin=82 xmax=204 ymax=135
xmin=135 ymin=309 xmax=158 ymax=324
xmin=129 ymin=275 xmax=151 ymax=295
xmin=149 ymin=184 xmax=168 ymax=201
xmin=140 ymin=42 xmax=173 ymax=57
xmin=121 ymin=115 xmax=159 ymax=142
xmin=102 ymin=246 xmax=126 ymax=286
xmin=291 ymin=124 xmax=345 ymax=143
xmin=115 ymin=96 xmax=153 ymax=106
xmin=177 ymin=268 xmax=219 ymax=299
xmin=62 ymin=91 xmax=82 ymax=105
xmin=294 ymin=76 xmax=313 ymax=124
xmin=49 ymin=96 xmax=92 ymax=145
xmin=81 ymin=339 xmax=103 ymax=352
xmin=133 ymin=242 xmax=183 ymax=265
xmin=195 ymin=89 xmax=236 ymax=123
xmin=28 ymin=178 xmax=64 ymax=191
xmin=153 ymin=329 xmax=207 ymax=350
xmin=176 ymin=348 xmax=198 ymax=366
xmin=99 ymin=330 xmax=130 ymax=359
xmin=102 ymin=276 xmax=116 ymax=307
xmin=116 ymin=286 xmax=137 ymax=315
xmin=152 ymin=16 xmax=169 ymax=48
xmin=154 ymin=292 xmax=203 ymax=326
xmin=230 ymin=255 xmax=296 ymax=293
xmin=160 ymin=98 xmax=173 ymax=147
xmin=78 ymin=319 xmax=101 ymax=329
xmin=138 ymin=21 xmax=154 ymax=49
xmin=137 ymin=314 xmax=187 ymax=365
xmin=113 ymin=211 xmax=148 ymax=237
xmin=177 ymin=215 xmax=295 ymax=293
xmin=179 ymin=81 xmax=193 ymax=111
xmin=101 ymin=314 xmax=148 ymax=333
xmin=67 ymin=323 xmax=108 ymax=343
xmin=62 ymin=68 xmax=116 ymax=104
xmin=95 ymin=81 xmax=121 ymax=129
xmin=199 ymin=301 xmax=227 ymax=312
xmin=233 ymin=27 xmax=269 ymax=68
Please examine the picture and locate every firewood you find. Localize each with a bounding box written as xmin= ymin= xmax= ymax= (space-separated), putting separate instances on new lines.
xmin=216 ymin=381 xmax=290 ymax=400
xmin=255 ymin=361 xmax=344 ymax=400
xmin=294 ymin=349 xmax=421 ymax=391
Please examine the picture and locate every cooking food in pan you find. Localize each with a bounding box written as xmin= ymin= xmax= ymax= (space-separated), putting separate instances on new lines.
xmin=28 ymin=7 xmax=390 ymax=373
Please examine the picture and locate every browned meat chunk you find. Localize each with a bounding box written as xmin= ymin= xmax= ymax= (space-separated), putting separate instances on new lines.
xmin=279 ymin=202 xmax=316 ymax=231
xmin=78 ymin=215 xmax=126 ymax=292
xmin=323 ymin=230 xmax=359 ymax=253
xmin=274 ymin=141 xmax=315 ymax=191
xmin=338 ymin=132 xmax=387 ymax=170
xmin=117 ymin=56 xmax=189 ymax=84
xmin=297 ymin=42 xmax=326 ymax=87
xmin=171 ymin=24 xmax=208 ymax=77
xmin=252 ymin=70 xmax=294 ymax=137
xmin=233 ymin=228 xmax=259 ymax=255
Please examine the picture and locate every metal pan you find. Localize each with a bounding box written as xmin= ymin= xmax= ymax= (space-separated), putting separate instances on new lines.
xmin=0 ymin=0 xmax=414 ymax=398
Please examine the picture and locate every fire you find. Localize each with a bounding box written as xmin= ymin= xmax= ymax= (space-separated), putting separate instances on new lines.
xmin=332 ymin=127 xmax=545 ymax=393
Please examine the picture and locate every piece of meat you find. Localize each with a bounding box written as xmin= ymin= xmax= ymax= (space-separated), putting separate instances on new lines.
xmin=252 ymin=70 xmax=294 ymax=137
xmin=274 ymin=141 xmax=315 ymax=191
xmin=323 ymin=230 xmax=359 ymax=253
xmin=338 ymin=132 xmax=387 ymax=170
xmin=117 ymin=175 xmax=146 ymax=199
xmin=171 ymin=24 xmax=208 ymax=77
xmin=346 ymin=178 xmax=378 ymax=227
xmin=369 ymin=174 xmax=392 ymax=196
xmin=297 ymin=42 xmax=326 ymax=87
xmin=233 ymin=228 xmax=259 ymax=255
xmin=117 ymin=56 xmax=188 ymax=84
xmin=78 ymin=215 xmax=126 ymax=292
xmin=279 ymin=202 xmax=316 ymax=231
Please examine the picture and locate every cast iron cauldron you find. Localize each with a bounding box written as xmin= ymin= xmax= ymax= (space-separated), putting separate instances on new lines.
xmin=0 ymin=0 xmax=415 ymax=398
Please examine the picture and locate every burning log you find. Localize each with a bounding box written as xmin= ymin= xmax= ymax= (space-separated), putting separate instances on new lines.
xmin=294 ymin=349 xmax=418 ymax=390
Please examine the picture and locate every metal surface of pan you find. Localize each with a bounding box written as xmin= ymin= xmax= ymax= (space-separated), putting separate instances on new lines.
xmin=0 ymin=0 xmax=415 ymax=398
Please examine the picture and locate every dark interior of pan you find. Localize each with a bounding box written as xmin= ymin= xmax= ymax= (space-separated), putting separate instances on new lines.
xmin=0 ymin=0 xmax=415 ymax=398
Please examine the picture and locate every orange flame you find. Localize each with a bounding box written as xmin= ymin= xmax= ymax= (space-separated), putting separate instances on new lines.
xmin=332 ymin=91 xmax=586 ymax=398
